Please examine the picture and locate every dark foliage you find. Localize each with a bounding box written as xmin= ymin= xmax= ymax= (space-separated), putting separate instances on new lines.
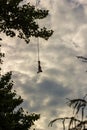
xmin=77 ymin=56 xmax=87 ymax=63
xmin=49 ymin=95 xmax=87 ymax=130
xmin=0 ymin=0 xmax=53 ymax=43
xmin=0 ymin=71 xmax=40 ymax=130
xmin=0 ymin=44 xmax=5 ymax=64
xmin=0 ymin=44 xmax=5 ymax=76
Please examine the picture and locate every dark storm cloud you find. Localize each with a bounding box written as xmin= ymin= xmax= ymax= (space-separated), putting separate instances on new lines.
xmin=13 ymin=71 xmax=72 ymax=114
xmin=37 ymin=79 xmax=71 ymax=97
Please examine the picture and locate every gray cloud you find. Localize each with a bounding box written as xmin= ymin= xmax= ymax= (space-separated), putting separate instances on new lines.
xmin=2 ymin=0 xmax=87 ymax=130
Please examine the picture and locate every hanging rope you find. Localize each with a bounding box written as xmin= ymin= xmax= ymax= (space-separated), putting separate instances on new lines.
xmin=36 ymin=0 xmax=43 ymax=73
xmin=37 ymin=38 xmax=40 ymax=62
xmin=37 ymin=38 xmax=42 ymax=73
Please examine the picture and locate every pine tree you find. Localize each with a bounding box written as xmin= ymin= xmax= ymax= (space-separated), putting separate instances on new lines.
xmin=0 ymin=45 xmax=40 ymax=130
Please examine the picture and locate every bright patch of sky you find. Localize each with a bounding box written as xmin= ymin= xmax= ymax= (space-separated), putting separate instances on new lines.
xmin=1 ymin=0 xmax=87 ymax=130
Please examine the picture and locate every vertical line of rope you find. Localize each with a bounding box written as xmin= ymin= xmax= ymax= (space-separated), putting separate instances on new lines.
xmin=36 ymin=0 xmax=43 ymax=73
xmin=37 ymin=38 xmax=40 ymax=61
xmin=36 ymin=0 xmax=40 ymax=62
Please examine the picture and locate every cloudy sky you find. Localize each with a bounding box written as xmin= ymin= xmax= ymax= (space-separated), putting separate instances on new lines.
xmin=1 ymin=0 xmax=87 ymax=130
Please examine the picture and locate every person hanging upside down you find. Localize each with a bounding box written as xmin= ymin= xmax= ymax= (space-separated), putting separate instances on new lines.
xmin=37 ymin=60 xmax=42 ymax=73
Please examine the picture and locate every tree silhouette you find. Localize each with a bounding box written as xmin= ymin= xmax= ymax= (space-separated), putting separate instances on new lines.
xmin=0 ymin=43 xmax=5 ymax=76
xmin=0 ymin=0 xmax=53 ymax=43
xmin=0 ymin=71 xmax=40 ymax=130
xmin=77 ymin=56 xmax=87 ymax=63
xmin=0 ymin=0 xmax=53 ymax=129
xmin=49 ymin=95 xmax=87 ymax=130
xmin=0 ymin=46 xmax=40 ymax=130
